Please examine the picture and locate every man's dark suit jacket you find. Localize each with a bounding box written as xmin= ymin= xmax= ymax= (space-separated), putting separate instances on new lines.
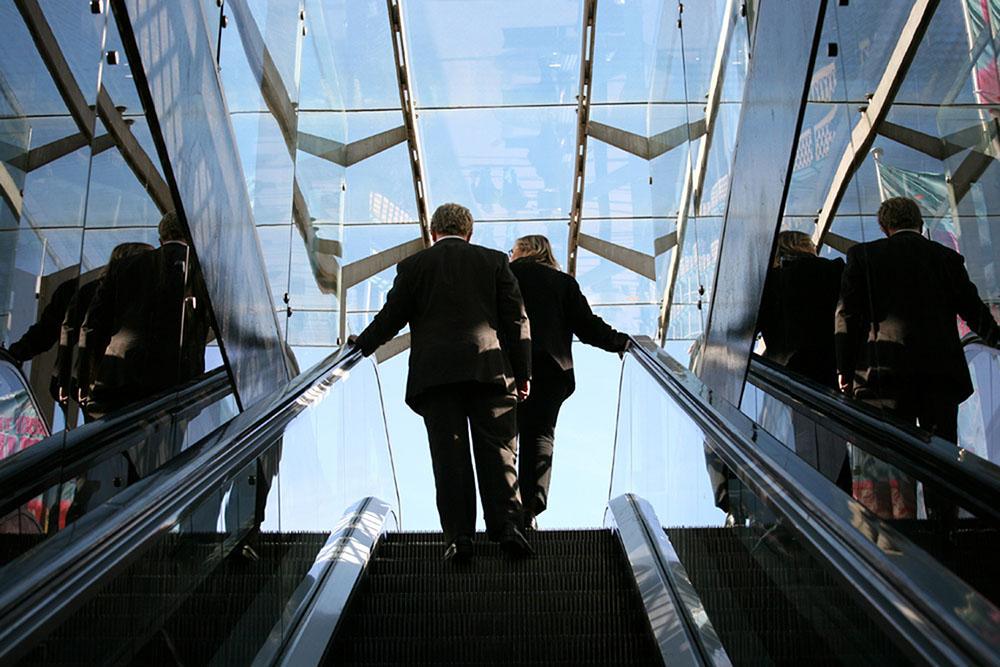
xmin=836 ymin=231 xmax=1000 ymax=405
xmin=758 ymin=255 xmax=844 ymax=388
xmin=509 ymin=258 xmax=628 ymax=395
xmin=79 ymin=242 xmax=211 ymax=411
xmin=354 ymin=238 xmax=531 ymax=409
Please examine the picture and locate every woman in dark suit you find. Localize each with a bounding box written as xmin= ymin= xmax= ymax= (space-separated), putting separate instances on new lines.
xmin=757 ymin=230 xmax=851 ymax=493
xmin=758 ymin=231 xmax=844 ymax=387
xmin=509 ymin=235 xmax=628 ymax=529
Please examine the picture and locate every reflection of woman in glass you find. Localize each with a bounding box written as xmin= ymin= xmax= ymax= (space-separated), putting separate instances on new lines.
xmin=758 ymin=231 xmax=843 ymax=387
xmin=508 ymin=235 xmax=628 ymax=529
xmin=757 ymin=231 xmax=854 ymax=495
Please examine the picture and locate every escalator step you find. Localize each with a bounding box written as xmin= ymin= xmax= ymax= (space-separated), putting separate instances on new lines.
xmin=325 ymin=529 xmax=662 ymax=666
xmin=667 ymin=526 xmax=909 ymax=666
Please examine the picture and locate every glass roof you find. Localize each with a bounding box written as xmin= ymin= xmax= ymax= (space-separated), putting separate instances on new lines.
xmin=196 ymin=0 xmax=755 ymax=344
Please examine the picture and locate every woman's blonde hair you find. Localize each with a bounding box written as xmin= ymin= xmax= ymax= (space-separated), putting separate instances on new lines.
xmin=514 ymin=235 xmax=561 ymax=270
xmin=773 ymin=230 xmax=816 ymax=267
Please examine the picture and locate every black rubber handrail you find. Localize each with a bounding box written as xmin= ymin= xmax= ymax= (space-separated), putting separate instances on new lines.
xmin=624 ymin=336 xmax=1000 ymax=666
xmin=0 ymin=366 xmax=232 ymax=520
xmin=747 ymin=354 xmax=1000 ymax=524
xmin=0 ymin=346 xmax=365 ymax=664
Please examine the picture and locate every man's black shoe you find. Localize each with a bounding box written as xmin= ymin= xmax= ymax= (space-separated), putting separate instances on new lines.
xmin=500 ymin=524 xmax=535 ymax=559
xmin=443 ymin=535 xmax=474 ymax=562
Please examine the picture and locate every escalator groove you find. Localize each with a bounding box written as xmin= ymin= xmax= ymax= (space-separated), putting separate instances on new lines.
xmin=668 ymin=526 xmax=908 ymax=666
xmin=326 ymin=529 xmax=663 ymax=666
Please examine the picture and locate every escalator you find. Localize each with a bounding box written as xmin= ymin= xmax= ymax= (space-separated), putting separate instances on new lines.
xmin=327 ymin=530 xmax=661 ymax=665
xmin=0 ymin=341 xmax=998 ymax=665
xmin=744 ymin=352 xmax=1000 ymax=608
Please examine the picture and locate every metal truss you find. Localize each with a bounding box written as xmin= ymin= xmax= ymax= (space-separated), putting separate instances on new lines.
xmin=387 ymin=0 xmax=431 ymax=246
xmin=566 ymin=0 xmax=598 ymax=276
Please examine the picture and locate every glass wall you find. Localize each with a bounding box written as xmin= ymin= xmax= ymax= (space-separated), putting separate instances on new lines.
xmin=213 ymin=0 xmax=423 ymax=365
xmin=651 ymin=0 xmax=750 ymax=359
xmin=768 ymin=1 xmax=1000 ymax=456
xmin=0 ymin=1 xmax=232 ymax=538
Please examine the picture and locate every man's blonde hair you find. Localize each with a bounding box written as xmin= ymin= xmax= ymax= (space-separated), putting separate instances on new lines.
xmin=514 ymin=235 xmax=561 ymax=270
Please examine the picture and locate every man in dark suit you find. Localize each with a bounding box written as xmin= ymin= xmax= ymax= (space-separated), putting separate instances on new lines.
xmin=77 ymin=212 xmax=211 ymax=423
xmin=836 ymin=197 xmax=1000 ymax=516
xmin=353 ymin=203 xmax=533 ymax=561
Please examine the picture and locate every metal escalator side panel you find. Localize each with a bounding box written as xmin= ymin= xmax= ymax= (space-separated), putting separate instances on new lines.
xmin=607 ymin=493 xmax=731 ymax=667
xmin=620 ymin=335 xmax=1000 ymax=666
xmin=253 ymin=496 xmax=397 ymax=667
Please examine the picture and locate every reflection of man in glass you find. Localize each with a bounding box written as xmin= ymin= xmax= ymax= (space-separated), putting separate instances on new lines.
xmin=58 ymin=243 xmax=154 ymax=413
xmin=76 ymin=212 xmax=211 ymax=421
xmin=836 ymin=197 xmax=1000 ymax=519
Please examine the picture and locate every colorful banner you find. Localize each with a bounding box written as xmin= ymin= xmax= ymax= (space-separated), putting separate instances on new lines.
xmin=965 ymin=0 xmax=1000 ymax=111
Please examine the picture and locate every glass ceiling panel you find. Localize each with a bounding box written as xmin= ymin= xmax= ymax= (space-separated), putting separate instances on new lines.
xmin=592 ymin=303 xmax=658 ymax=337
xmin=219 ymin=0 xmax=303 ymax=113
xmin=307 ymin=110 xmax=419 ymax=225
xmin=43 ymin=0 xmax=105 ymax=106
xmin=16 ymin=117 xmax=92 ymax=230
xmin=288 ymin=309 xmax=340 ymax=347
xmin=664 ymin=302 xmax=705 ymax=342
xmin=473 ymin=220 xmax=569 ymax=260
xmin=673 ymin=216 xmax=722 ymax=306
xmin=341 ymin=223 xmax=423 ymax=264
xmin=675 ymin=0 xmax=731 ymax=103
xmin=82 ymin=117 xmax=165 ymax=229
xmin=3 ymin=227 xmax=83 ymax=278
xmin=79 ymin=227 xmax=160 ymax=273
xmin=299 ymin=0 xmax=400 ymax=110
xmin=102 ymin=7 xmax=144 ymax=113
xmin=231 ymin=112 xmax=295 ymax=227
xmin=347 ymin=264 xmax=396 ymax=313
xmin=405 ymin=0 xmax=582 ymax=107
xmin=288 ymin=225 xmax=340 ymax=311
xmin=256 ymin=224 xmax=293 ymax=302
xmin=419 ymin=107 xmax=576 ymax=221
xmin=818 ymin=1 xmax=912 ymax=103
xmin=0 ymin=5 xmax=73 ymax=116
xmin=592 ymin=0 xmax=674 ymax=104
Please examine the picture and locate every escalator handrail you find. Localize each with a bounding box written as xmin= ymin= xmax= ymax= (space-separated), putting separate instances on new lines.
xmin=607 ymin=493 xmax=731 ymax=667
xmin=747 ymin=354 xmax=1000 ymax=523
xmin=0 ymin=366 xmax=232 ymax=519
xmin=624 ymin=336 xmax=1000 ymax=666
xmin=0 ymin=346 xmax=366 ymax=664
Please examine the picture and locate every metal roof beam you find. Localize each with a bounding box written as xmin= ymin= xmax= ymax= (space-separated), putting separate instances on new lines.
xmin=566 ymin=0 xmax=598 ymax=275
xmin=812 ymin=0 xmax=939 ymax=249
xmin=577 ymin=233 xmax=656 ymax=281
xmin=587 ymin=118 xmax=706 ymax=161
xmin=342 ymin=237 xmax=424 ymax=289
xmin=387 ymin=0 xmax=431 ymax=246
xmin=297 ymin=125 xmax=407 ymax=167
